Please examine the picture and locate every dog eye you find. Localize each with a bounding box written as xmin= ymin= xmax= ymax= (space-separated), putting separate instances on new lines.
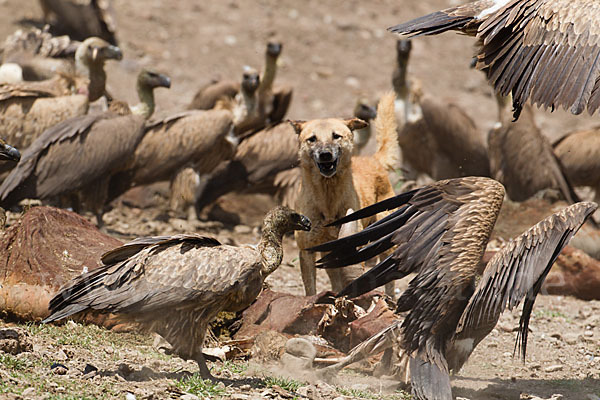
xmin=332 ymin=132 xmax=342 ymax=140
xmin=307 ymin=136 xmax=317 ymax=143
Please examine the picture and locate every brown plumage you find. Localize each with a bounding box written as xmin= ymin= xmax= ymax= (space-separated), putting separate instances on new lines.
xmin=106 ymin=108 xmax=236 ymax=207
xmin=39 ymin=0 xmax=118 ymax=45
xmin=488 ymin=95 xmax=579 ymax=203
xmin=393 ymin=39 xmax=489 ymax=180
xmin=554 ymin=128 xmax=600 ymax=207
xmin=1 ymin=27 xmax=78 ymax=81
xmin=195 ymin=121 xmax=300 ymax=213
xmin=187 ymin=42 xmax=291 ymax=125
xmin=311 ymin=177 xmax=596 ymax=400
xmin=0 ymin=69 xmax=171 ymax=226
xmin=0 ymin=37 xmax=122 ymax=151
xmin=42 ymin=206 xmax=311 ymax=380
xmin=390 ymin=0 xmax=600 ymax=118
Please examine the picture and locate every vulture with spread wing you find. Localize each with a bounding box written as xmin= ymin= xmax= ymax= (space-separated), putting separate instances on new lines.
xmin=0 ymin=69 xmax=170 ymax=226
xmin=43 ymin=206 xmax=311 ymax=380
xmin=390 ymin=0 xmax=600 ymax=118
xmin=311 ymin=177 xmax=596 ymax=400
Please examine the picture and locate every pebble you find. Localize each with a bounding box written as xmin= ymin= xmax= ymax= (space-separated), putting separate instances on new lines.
xmin=55 ymin=349 xmax=68 ymax=361
xmin=234 ymin=225 xmax=252 ymax=234
xmin=22 ymin=388 xmax=36 ymax=397
xmin=125 ymin=393 xmax=136 ymax=400
xmin=544 ymin=365 xmax=563 ymax=373
xmin=224 ymin=35 xmax=237 ymax=46
xmin=230 ymin=395 xmax=248 ymax=400
xmin=584 ymin=330 xmax=594 ymax=337
xmin=180 ymin=394 xmax=199 ymax=400
xmin=239 ymin=385 xmax=251 ymax=391
xmin=344 ymin=76 xmax=360 ymax=88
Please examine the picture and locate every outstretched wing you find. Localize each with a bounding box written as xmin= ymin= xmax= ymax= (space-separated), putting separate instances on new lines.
xmin=454 ymin=201 xmax=597 ymax=360
xmin=390 ymin=0 xmax=600 ymax=117
xmin=311 ymin=177 xmax=504 ymax=299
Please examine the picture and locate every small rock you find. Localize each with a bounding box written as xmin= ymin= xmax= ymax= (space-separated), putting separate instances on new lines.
xmin=230 ymin=395 xmax=248 ymax=400
xmin=50 ymin=363 xmax=68 ymax=375
xmin=544 ymin=365 xmax=564 ymax=373
xmin=83 ymin=363 xmax=98 ymax=377
xmin=0 ymin=328 xmax=33 ymax=354
xmin=234 ymin=225 xmax=252 ymax=234
xmin=456 ymin=397 xmax=471 ymax=400
xmin=344 ymin=76 xmax=360 ymax=89
xmin=239 ymin=385 xmax=251 ymax=391
xmin=224 ymin=35 xmax=237 ymax=46
xmin=22 ymin=387 xmax=36 ymax=397
xmin=282 ymin=337 xmax=317 ymax=371
xmin=563 ymin=333 xmax=579 ymax=345
xmin=584 ymin=330 xmax=594 ymax=337
xmin=180 ymin=394 xmax=199 ymax=400
xmin=503 ymin=352 xmax=513 ymax=357
xmin=550 ymin=332 xmax=562 ymax=340
xmin=55 ymin=349 xmax=68 ymax=361
xmin=125 ymin=393 xmax=136 ymax=400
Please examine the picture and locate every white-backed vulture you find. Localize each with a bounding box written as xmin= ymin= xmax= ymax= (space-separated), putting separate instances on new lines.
xmin=310 ymin=177 xmax=596 ymax=400
xmin=0 ymin=37 xmax=122 ymax=151
xmin=352 ymin=100 xmax=377 ymax=155
xmin=488 ymin=94 xmax=579 ymax=203
xmin=43 ymin=206 xmax=311 ymax=381
xmin=1 ymin=27 xmax=78 ymax=81
xmin=39 ymin=0 xmax=118 ymax=45
xmin=390 ymin=0 xmax=600 ymax=118
xmin=0 ymin=69 xmax=171 ymax=226
xmin=215 ymin=66 xmax=261 ymax=136
xmin=554 ymin=128 xmax=600 ymax=208
xmin=393 ymin=39 xmax=489 ymax=180
xmin=187 ymin=41 xmax=292 ymax=125
xmin=194 ymin=121 xmax=300 ymax=214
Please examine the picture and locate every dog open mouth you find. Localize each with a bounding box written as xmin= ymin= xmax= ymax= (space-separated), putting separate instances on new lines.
xmin=316 ymin=158 xmax=338 ymax=177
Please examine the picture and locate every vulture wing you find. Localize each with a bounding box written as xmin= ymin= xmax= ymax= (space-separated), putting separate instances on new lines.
xmin=390 ymin=0 xmax=600 ymax=117
xmin=454 ymin=201 xmax=597 ymax=361
xmin=43 ymin=234 xmax=260 ymax=322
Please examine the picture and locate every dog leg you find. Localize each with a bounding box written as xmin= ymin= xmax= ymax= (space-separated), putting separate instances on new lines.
xmin=300 ymin=249 xmax=317 ymax=296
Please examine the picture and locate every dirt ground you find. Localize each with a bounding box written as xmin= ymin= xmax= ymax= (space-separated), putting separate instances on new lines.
xmin=0 ymin=0 xmax=600 ymax=399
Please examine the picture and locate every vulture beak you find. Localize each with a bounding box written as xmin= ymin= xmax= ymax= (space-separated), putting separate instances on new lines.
xmin=364 ymin=104 xmax=377 ymax=121
xmin=106 ymin=45 xmax=123 ymax=61
xmin=158 ymin=74 xmax=171 ymax=89
xmin=92 ymin=47 xmax=99 ymax=61
xmin=0 ymin=142 xmax=20 ymax=162
xmin=296 ymin=215 xmax=312 ymax=232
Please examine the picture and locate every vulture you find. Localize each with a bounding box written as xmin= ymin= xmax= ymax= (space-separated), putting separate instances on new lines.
xmin=1 ymin=27 xmax=78 ymax=81
xmin=393 ymin=39 xmax=489 ymax=180
xmin=352 ymin=100 xmax=377 ymax=155
xmin=215 ymin=66 xmax=261 ymax=136
xmin=0 ymin=69 xmax=171 ymax=226
xmin=105 ymin=107 xmax=237 ymax=209
xmin=194 ymin=121 xmax=300 ymax=214
xmin=39 ymin=0 xmax=118 ymax=45
xmin=43 ymin=206 xmax=311 ymax=380
xmin=389 ymin=0 xmax=600 ymax=118
xmin=488 ymin=94 xmax=580 ymax=203
xmin=311 ymin=177 xmax=596 ymax=400
xmin=0 ymin=37 xmax=122 ymax=151
xmin=554 ymin=128 xmax=600 ymax=215
xmin=187 ymin=41 xmax=291 ymax=125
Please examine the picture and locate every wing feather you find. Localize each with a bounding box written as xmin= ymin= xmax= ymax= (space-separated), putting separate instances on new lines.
xmin=454 ymin=202 xmax=597 ymax=360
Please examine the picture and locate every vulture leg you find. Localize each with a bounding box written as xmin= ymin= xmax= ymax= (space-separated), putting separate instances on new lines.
xmin=194 ymin=352 xmax=216 ymax=382
xmin=299 ymin=249 xmax=317 ymax=296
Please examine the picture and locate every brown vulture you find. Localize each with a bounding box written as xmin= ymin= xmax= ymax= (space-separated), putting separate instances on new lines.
xmin=42 ymin=206 xmax=311 ymax=381
xmin=390 ymin=0 xmax=600 ymax=118
xmin=0 ymin=69 xmax=170 ymax=226
xmin=39 ymin=0 xmax=118 ymax=45
xmin=0 ymin=37 xmax=122 ymax=151
xmin=310 ymin=177 xmax=596 ymax=400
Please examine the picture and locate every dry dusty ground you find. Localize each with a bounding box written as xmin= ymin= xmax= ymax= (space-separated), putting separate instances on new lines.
xmin=0 ymin=0 xmax=599 ymax=399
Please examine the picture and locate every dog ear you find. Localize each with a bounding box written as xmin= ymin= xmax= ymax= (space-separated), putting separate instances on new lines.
xmin=288 ymin=120 xmax=306 ymax=135
xmin=343 ymin=118 xmax=368 ymax=131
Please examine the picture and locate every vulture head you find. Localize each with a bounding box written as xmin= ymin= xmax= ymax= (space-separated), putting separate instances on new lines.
xmin=396 ymin=39 xmax=412 ymax=60
xmin=138 ymin=69 xmax=172 ymax=90
xmin=263 ymin=206 xmax=311 ymax=237
xmin=266 ymin=41 xmax=283 ymax=58
xmin=76 ymin=37 xmax=123 ymax=67
xmin=0 ymin=139 xmax=21 ymax=162
xmin=354 ymin=100 xmax=377 ymax=122
xmin=241 ymin=66 xmax=260 ymax=95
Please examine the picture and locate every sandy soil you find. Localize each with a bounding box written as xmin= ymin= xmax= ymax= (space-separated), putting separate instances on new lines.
xmin=0 ymin=1 xmax=599 ymax=399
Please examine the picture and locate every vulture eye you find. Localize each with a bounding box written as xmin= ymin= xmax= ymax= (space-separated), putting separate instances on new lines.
xmin=332 ymin=132 xmax=342 ymax=140
xmin=307 ymin=136 xmax=317 ymax=143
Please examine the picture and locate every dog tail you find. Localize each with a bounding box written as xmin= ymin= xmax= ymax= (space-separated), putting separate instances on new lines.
xmin=374 ymin=92 xmax=400 ymax=171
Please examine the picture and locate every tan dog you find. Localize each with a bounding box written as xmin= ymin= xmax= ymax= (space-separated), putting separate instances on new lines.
xmin=292 ymin=93 xmax=400 ymax=296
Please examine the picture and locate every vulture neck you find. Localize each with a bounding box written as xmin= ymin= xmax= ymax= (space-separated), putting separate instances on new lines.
xmin=131 ymin=82 xmax=156 ymax=119
xmin=257 ymin=222 xmax=286 ymax=276
xmin=392 ymin=59 xmax=409 ymax=100
xmin=75 ymin=56 xmax=107 ymax=102
xmin=259 ymin=54 xmax=277 ymax=96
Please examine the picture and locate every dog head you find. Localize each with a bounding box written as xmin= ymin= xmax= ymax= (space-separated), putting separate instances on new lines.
xmin=290 ymin=118 xmax=368 ymax=178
